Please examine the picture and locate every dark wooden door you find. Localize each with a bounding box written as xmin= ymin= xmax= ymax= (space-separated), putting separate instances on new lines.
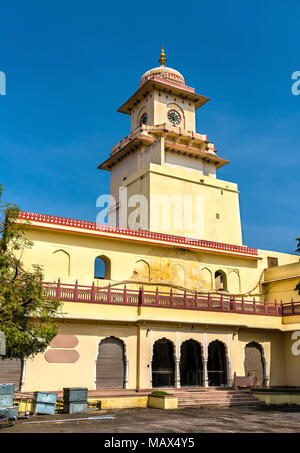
xmin=0 ymin=358 xmax=22 ymax=390
xmin=96 ymin=338 xmax=124 ymax=389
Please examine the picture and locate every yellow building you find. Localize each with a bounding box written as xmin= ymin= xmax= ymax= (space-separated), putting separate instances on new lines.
xmin=3 ymin=50 xmax=300 ymax=393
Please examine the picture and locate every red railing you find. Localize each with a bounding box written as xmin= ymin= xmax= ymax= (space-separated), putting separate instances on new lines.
xmin=43 ymin=280 xmax=283 ymax=317
xmin=281 ymin=301 xmax=300 ymax=316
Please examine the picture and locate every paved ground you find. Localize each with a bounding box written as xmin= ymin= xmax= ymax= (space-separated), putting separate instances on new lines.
xmin=1 ymin=405 xmax=300 ymax=433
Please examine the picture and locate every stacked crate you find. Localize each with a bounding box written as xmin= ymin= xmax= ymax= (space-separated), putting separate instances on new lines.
xmin=0 ymin=384 xmax=18 ymax=419
xmin=34 ymin=392 xmax=57 ymax=414
xmin=63 ymin=387 xmax=88 ymax=414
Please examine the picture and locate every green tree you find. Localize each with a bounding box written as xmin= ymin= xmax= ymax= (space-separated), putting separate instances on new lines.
xmin=0 ymin=185 xmax=62 ymax=359
xmin=296 ymin=237 xmax=300 ymax=295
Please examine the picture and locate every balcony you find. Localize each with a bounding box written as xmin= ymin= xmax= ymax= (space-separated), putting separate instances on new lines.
xmin=43 ymin=280 xmax=282 ymax=317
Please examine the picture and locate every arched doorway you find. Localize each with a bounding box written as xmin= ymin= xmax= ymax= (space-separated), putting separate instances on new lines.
xmin=180 ymin=340 xmax=203 ymax=387
xmin=244 ymin=342 xmax=264 ymax=386
xmin=0 ymin=358 xmax=23 ymax=390
xmin=96 ymin=337 xmax=125 ymax=389
xmin=152 ymin=339 xmax=175 ymax=388
xmin=207 ymin=340 xmax=227 ymax=386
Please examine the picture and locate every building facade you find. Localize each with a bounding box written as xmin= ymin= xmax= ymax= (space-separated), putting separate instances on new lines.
xmin=2 ymin=50 xmax=300 ymax=392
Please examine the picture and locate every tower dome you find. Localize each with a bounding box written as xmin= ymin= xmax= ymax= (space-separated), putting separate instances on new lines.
xmin=139 ymin=48 xmax=185 ymax=88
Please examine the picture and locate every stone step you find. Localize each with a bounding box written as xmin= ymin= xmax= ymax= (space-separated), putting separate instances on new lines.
xmin=176 ymin=388 xmax=262 ymax=408
xmin=178 ymin=396 xmax=255 ymax=402
xmin=178 ymin=399 xmax=263 ymax=407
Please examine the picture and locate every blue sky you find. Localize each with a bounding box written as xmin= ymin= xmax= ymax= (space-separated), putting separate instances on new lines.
xmin=0 ymin=0 xmax=299 ymax=254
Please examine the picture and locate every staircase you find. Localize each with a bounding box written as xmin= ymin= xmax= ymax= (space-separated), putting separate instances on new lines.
xmin=175 ymin=388 xmax=263 ymax=408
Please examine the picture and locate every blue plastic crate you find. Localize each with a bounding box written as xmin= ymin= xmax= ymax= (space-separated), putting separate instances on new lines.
xmin=0 ymin=384 xmax=15 ymax=396
xmin=63 ymin=388 xmax=88 ymax=403
xmin=64 ymin=402 xmax=88 ymax=414
xmin=34 ymin=392 xmax=57 ymax=404
xmin=0 ymin=406 xmax=18 ymax=420
xmin=34 ymin=402 xmax=56 ymax=415
xmin=0 ymin=395 xmax=14 ymax=409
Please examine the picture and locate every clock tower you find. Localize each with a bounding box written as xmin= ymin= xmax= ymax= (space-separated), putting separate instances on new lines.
xmin=99 ymin=50 xmax=243 ymax=245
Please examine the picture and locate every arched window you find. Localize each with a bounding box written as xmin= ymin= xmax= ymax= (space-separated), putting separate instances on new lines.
xmin=94 ymin=256 xmax=111 ymax=279
xmin=53 ymin=250 xmax=70 ymax=277
xmin=215 ymin=270 xmax=227 ymax=291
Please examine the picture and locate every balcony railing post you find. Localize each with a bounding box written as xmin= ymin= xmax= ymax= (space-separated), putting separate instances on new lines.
xmin=275 ymin=299 xmax=278 ymax=316
xmin=155 ymin=287 xmax=159 ymax=306
xmin=56 ymin=278 xmax=61 ymax=299
xmin=183 ymin=290 xmax=187 ymax=308
xmin=291 ymin=299 xmax=295 ymax=315
xmin=123 ymin=285 xmax=127 ymax=305
xmin=220 ymin=294 xmax=224 ymax=311
xmin=241 ymin=296 xmax=245 ymax=313
xmin=74 ymin=280 xmax=79 ymax=301
xmin=91 ymin=281 xmax=95 ymax=302
xmin=139 ymin=286 xmax=144 ymax=306
xmin=107 ymin=284 xmax=111 ymax=304
xmin=280 ymin=300 xmax=283 ymax=316
xmin=253 ymin=298 xmax=256 ymax=313
xmin=169 ymin=288 xmax=174 ymax=307
xmin=264 ymin=299 xmax=268 ymax=314
xmin=207 ymin=293 xmax=212 ymax=310
xmin=232 ymin=295 xmax=236 ymax=312
xmin=194 ymin=291 xmax=198 ymax=308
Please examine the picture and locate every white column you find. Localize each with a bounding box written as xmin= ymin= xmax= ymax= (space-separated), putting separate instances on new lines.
xmin=20 ymin=359 xmax=27 ymax=392
xmin=226 ymin=357 xmax=232 ymax=387
xmin=150 ymin=359 xmax=153 ymax=389
xmin=175 ymin=358 xmax=181 ymax=388
xmin=263 ymin=358 xmax=269 ymax=387
xmin=94 ymin=359 xmax=97 ymax=390
xmin=124 ymin=358 xmax=129 ymax=389
xmin=203 ymin=359 xmax=209 ymax=387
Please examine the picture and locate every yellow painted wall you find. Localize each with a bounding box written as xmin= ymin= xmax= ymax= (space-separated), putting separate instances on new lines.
xmin=22 ymin=317 xmax=288 ymax=391
xmin=19 ymin=224 xmax=298 ymax=300
xmin=263 ymin=262 xmax=300 ymax=303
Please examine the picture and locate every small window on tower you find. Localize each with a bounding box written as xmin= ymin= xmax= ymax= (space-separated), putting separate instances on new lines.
xmin=267 ymin=257 xmax=278 ymax=268
xmin=140 ymin=113 xmax=148 ymax=126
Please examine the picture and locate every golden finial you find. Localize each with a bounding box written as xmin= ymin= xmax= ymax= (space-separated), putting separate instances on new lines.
xmin=159 ymin=47 xmax=166 ymax=66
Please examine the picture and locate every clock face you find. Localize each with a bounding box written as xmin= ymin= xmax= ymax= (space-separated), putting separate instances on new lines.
xmin=140 ymin=112 xmax=148 ymax=126
xmin=168 ymin=109 xmax=181 ymax=125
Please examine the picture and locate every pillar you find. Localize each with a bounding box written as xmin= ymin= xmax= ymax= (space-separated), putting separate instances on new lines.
xmin=175 ymin=358 xmax=181 ymax=388
xmin=226 ymin=357 xmax=232 ymax=387
xmin=149 ymin=359 xmax=153 ymax=389
xmin=124 ymin=358 xmax=129 ymax=389
xmin=20 ymin=359 xmax=27 ymax=392
xmin=203 ymin=359 xmax=209 ymax=387
xmin=94 ymin=358 xmax=97 ymax=390
xmin=263 ymin=358 xmax=269 ymax=387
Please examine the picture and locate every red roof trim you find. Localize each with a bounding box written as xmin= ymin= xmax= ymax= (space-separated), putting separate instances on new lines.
xmin=19 ymin=211 xmax=258 ymax=257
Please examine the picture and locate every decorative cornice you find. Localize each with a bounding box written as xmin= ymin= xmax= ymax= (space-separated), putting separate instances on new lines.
xmin=19 ymin=211 xmax=259 ymax=258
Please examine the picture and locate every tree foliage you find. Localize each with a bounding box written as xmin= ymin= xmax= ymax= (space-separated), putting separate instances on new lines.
xmin=0 ymin=185 xmax=62 ymax=358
